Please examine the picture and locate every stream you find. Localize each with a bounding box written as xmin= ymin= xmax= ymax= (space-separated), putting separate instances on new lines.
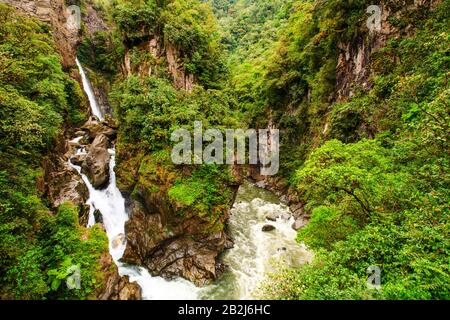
xmin=72 ymin=61 xmax=311 ymax=300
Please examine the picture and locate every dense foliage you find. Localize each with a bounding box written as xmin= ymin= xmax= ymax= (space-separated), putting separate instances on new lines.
xmin=107 ymin=0 xmax=449 ymax=299
xmin=248 ymin=0 xmax=450 ymax=299
xmin=1 ymin=0 xmax=448 ymax=300
xmin=80 ymin=0 xmax=227 ymax=88
xmin=0 ymin=4 xmax=108 ymax=299
xmin=110 ymin=74 xmax=239 ymax=227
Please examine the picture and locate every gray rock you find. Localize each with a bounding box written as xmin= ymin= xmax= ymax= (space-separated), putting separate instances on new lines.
xmin=97 ymin=253 xmax=142 ymax=300
xmin=94 ymin=209 xmax=103 ymax=224
xmin=292 ymin=217 xmax=309 ymax=231
xmin=262 ymin=225 xmax=276 ymax=232
xmin=81 ymin=116 xmax=116 ymax=140
xmin=81 ymin=134 xmax=111 ymax=189
xmin=70 ymin=153 xmax=87 ymax=167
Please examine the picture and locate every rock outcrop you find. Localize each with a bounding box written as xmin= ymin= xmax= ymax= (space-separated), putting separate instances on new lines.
xmin=166 ymin=43 xmax=195 ymax=91
xmin=335 ymin=0 xmax=442 ymax=101
xmin=81 ymin=133 xmax=111 ymax=189
xmin=121 ymin=186 xmax=235 ymax=286
xmin=0 ymin=0 xmax=79 ymax=67
xmin=38 ymin=136 xmax=90 ymax=225
xmin=97 ymin=253 xmax=142 ymax=300
xmin=122 ymin=36 xmax=195 ymax=91
xmin=117 ymin=152 xmax=237 ymax=287
xmin=81 ymin=116 xmax=116 ymax=140
xmin=262 ymin=225 xmax=276 ymax=232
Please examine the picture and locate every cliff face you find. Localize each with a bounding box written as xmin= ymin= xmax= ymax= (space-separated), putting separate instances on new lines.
xmin=335 ymin=0 xmax=442 ymax=101
xmin=0 ymin=2 xmax=141 ymax=300
xmin=248 ymin=0 xmax=444 ymax=229
xmin=122 ymin=36 xmax=195 ymax=91
xmin=335 ymin=7 xmax=395 ymax=101
xmin=165 ymin=42 xmax=195 ymax=91
xmin=0 ymin=0 xmax=79 ymax=67
xmin=115 ymin=148 xmax=238 ymax=286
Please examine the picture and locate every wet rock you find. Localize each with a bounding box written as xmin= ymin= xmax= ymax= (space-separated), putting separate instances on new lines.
xmin=44 ymin=163 xmax=88 ymax=208
xmin=216 ymin=262 xmax=228 ymax=277
xmin=266 ymin=212 xmax=291 ymax=222
xmin=40 ymin=153 xmax=90 ymax=225
xmin=81 ymin=116 xmax=116 ymax=140
xmin=292 ymin=217 xmax=309 ymax=231
xmin=68 ymin=140 xmax=81 ymax=148
xmin=112 ymin=233 xmax=126 ymax=249
xmin=70 ymin=153 xmax=87 ymax=167
xmin=145 ymin=237 xmax=221 ymax=287
xmin=78 ymin=204 xmax=91 ymax=227
xmin=117 ymin=278 xmax=142 ymax=300
xmin=81 ymin=134 xmax=111 ymax=189
xmin=290 ymin=203 xmax=304 ymax=219
xmin=224 ymin=237 xmax=234 ymax=250
xmin=279 ymin=195 xmax=289 ymax=205
xmin=94 ymin=209 xmax=103 ymax=224
xmin=262 ymin=225 xmax=276 ymax=232
xmin=97 ymin=253 xmax=141 ymax=300
xmin=122 ymin=192 xmax=234 ymax=287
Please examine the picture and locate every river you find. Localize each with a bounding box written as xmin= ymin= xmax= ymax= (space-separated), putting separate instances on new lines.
xmin=72 ymin=61 xmax=311 ymax=300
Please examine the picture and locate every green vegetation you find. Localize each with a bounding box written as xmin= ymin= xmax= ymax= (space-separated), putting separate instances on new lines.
xmin=104 ymin=1 xmax=243 ymax=234
xmin=168 ymin=165 xmax=235 ymax=220
xmin=87 ymin=0 xmax=227 ymax=88
xmin=110 ymin=75 xmax=238 ymax=150
xmin=110 ymin=74 xmax=238 ymax=227
xmin=77 ymin=0 xmax=450 ymax=300
xmin=1 ymin=0 xmax=448 ymax=300
xmin=249 ymin=0 xmax=450 ymax=299
xmin=0 ymin=4 xmax=108 ymax=299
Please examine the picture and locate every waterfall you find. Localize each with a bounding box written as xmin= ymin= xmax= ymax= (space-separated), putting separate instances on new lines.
xmin=75 ymin=58 xmax=104 ymax=121
xmin=73 ymin=60 xmax=310 ymax=300
xmin=73 ymin=60 xmax=201 ymax=300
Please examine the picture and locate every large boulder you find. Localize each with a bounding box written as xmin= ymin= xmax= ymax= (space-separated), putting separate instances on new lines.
xmin=122 ymin=188 xmax=234 ymax=287
xmin=262 ymin=225 xmax=276 ymax=232
xmin=290 ymin=203 xmax=310 ymax=231
xmin=39 ymin=143 xmax=90 ymax=225
xmin=145 ymin=236 xmax=223 ymax=286
xmin=97 ymin=253 xmax=141 ymax=300
xmin=81 ymin=116 xmax=116 ymax=140
xmin=292 ymin=217 xmax=309 ymax=231
xmin=42 ymin=159 xmax=88 ymax=209
xmin=81 ymin=134 xmax=111 ymax=189
xmin=70 ymin=153 xmax=87 ymax=167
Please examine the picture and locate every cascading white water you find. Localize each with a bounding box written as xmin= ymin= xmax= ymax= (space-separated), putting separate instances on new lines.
xmin=72 ymin=61 xmax=201 ymax=300
xmin=73 ymin=60 xmax=311 ymax=300
xmin=198 ymin=182 xmax=312 ymax=299
xmin=68 ymin=147 xmax=201 ymax=299
xmin=75 ymin=58 xmax=104 ymax=121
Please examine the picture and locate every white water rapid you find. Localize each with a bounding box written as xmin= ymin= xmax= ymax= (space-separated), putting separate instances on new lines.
xmin=72 ymin=62 xmax=201 ymax=300
xmin=75 ymin=58 xmax=104 ymax=121
xmin=72 ymin=60 xmax=311 ymax=300
xmin=199 ymin=182 xmax=312 ymax=299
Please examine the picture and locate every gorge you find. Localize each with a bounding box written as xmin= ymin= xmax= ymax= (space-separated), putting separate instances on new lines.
xmin=68 ymin=58 xmax=312 ymax=299
xmin=0 ymin=0 xmax=448 ymax=301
